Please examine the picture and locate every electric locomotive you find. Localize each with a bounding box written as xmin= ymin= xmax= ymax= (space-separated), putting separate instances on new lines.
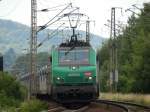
xmin=51 ymin=30 xmax=99 ymax=103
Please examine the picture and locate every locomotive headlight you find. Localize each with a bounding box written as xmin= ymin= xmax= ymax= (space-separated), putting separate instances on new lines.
xmin=89 ymin=76 xmax=92 ymax=80
xmin=57 ymin=77 xmax=60 ymax=80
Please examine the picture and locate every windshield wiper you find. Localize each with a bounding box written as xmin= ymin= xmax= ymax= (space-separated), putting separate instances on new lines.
xmin=65 ymin=45 xmax=76 ymax=55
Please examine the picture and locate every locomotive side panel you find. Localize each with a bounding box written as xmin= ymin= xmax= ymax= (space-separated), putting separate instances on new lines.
xmin=38 ymin=65 xmax=52 ymax=95
xmin=20 ymin=64 xmax=52 ymax=97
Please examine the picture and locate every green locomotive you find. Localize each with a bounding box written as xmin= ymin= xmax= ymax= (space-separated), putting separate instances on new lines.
xmin=50 ymin=39 xmax=99 ymax=102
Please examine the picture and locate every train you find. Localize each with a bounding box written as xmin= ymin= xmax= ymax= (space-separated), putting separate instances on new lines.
xmin=20 ymin=40 xmax=99 ymax=103
xmin=51 ymin=40 xmax=99 ymax=103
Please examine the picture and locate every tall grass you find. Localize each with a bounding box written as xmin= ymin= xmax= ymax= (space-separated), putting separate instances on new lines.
xmin=100 ymin=93 xmax=150 ymax=106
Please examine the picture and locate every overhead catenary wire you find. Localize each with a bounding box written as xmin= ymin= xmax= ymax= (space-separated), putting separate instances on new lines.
xmin=38 ymin=7 xmax=76 ymax=12
xmin=38 ymin=27 xmax=69 ymax=48
xmin=37 ymin=4 xmax=80 ymax=33
xmin=38 ymin=3 xmax=70 ymax=12
xmin=132 ymin=4 xmax=142 ymax=11
xmin=125 ymin=8 xmax=140 ymax=16
xmin=37 ymin=3 xmax=73 ymax=32
xmin=37 ymin=23 xmax=66 ymax=48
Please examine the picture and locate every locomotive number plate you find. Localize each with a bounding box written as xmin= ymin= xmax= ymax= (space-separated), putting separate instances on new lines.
xmin=68 ymin=74 xmax=80 ymax=77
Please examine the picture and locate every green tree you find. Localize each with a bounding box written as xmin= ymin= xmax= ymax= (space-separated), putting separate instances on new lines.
xmin=0 ymin=72 xmax=26 ymax=108
xmin=97 ymin=2 xmax=150 ymax=93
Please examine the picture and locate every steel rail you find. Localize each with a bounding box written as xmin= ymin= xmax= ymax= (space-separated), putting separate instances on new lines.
xmin=95 ymin=100 xmax=129 ymax=112
xmin=99 ymin=99 xmax=150 ymax=109
xmin=47 ymin=106 xmax=65 ymax=112
xmin=61 ymin=106 xmax=88 ymax=112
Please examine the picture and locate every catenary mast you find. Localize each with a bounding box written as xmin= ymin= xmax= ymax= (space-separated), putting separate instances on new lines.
xmin=30 ymin=0 xmax=37 ymax=98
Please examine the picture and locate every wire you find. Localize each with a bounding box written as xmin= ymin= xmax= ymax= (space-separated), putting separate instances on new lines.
xmin=45 ymin=3 xmax=72 ymax=25
xmin=37 ymin=3 xmax=72 ymax=32
xmin=37 ymin=23 xmax=66 ymax=48
xmin=37 ymin=4 xmax=79 ymax=32
xmin=42 ymin=3 xmax=69 ymax=10
xmin=38 ymin=1 xmax=70 ymax=12
xmin=38 ymin=7 xmax=77 ymax=12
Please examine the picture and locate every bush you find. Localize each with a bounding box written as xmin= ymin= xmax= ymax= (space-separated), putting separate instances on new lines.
xmin=0 ymin=72 xmax=27 ymax=108
xmin=20 ymin=99 xmax=48 ymax=112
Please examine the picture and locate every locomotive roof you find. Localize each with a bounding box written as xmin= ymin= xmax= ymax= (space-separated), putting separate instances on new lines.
xmin=59 ymin=40 xmax=91 ymax=47
xmin=58 ymin=46 xmax=91 ymax=50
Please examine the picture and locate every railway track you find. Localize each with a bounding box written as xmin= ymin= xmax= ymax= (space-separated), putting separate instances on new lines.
xmin=44 ymin=101 xmax=129 ymax=112
xmin=90 ymin=100 xmax=129 ymax=112
xmin=42 ymin=99 xmax=150 ymax=112
xmin=61 ymin=106 xmax=88 ymax=112
xmin=47 ymin=106 xmax=65 ymax=112
xmin=96 ymin=99 xmax=150 ymax=112
xmin=44 ymin=106 xmax=88 ymax=112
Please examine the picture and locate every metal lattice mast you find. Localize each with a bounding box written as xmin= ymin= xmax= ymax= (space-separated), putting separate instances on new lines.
xmin=30 ymin=0 xmax=37 ymax=96
xmin=109 ymin=8 xmax=118 ymax=92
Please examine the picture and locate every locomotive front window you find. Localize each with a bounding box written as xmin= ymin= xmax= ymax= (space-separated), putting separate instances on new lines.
xmin=59 ymin=49 xmax=89 ymax=65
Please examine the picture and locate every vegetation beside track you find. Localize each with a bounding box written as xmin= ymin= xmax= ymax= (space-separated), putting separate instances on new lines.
xmin=100 ymin=93 xmax=150 ymax=106
xmin=0 ymin=72 xmax=26 ymax=110
xmin=20 ymin=99 xmax=48 ymax=112
xmin=97 ymin=2 xmax=150 ymax=93
xmin=0 ymin=72 xmax=48 ymax=112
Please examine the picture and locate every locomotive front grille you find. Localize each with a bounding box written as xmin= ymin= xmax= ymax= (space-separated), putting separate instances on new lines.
xmin=64 ymin=73 xmax=83 ymax=83
xmin=65 ymin=76 xmax=83 ymax=83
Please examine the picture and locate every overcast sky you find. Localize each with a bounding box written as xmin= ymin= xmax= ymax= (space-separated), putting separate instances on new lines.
xmin=0 ymin=0 xmax=150 ymax=38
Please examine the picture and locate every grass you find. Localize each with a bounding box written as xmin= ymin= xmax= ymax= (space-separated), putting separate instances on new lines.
xmin=19 ymin=99 xmax=48 ymax=112
xmin=0 ymin=99 xmax=48 ymax=112
xmin=100 ymin=93 xmax=150 ymax=106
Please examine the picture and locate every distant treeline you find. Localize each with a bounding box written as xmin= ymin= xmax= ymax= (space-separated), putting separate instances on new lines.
xmin=11 ymin=52 xmax=49 ymax=75
xmin=97 ymin=3 xmax=150 ymax=93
